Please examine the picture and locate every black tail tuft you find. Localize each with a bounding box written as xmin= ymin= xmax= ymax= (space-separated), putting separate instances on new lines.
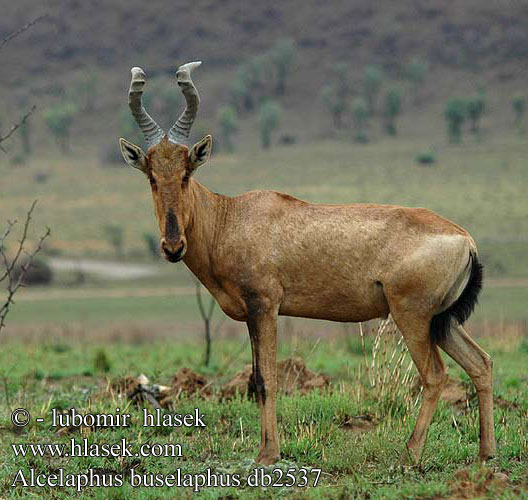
xmin=430 ymin=254 xmax=483 ymax=344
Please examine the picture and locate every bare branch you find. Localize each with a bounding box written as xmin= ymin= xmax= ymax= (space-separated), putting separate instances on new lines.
xmin=195 ymin=280 xmax=207 ymax=319
xmin=0 ymin=105 xmax=36 ymax=152
xmin=193 ymin=278 xmax=216 ymax=366
xmin=0 ymin=15 xmax=46 ymax=51
xmin=0 ymin=201 xmax=50 ymax=331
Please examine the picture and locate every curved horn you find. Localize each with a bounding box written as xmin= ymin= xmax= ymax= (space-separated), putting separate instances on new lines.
xmin=128 ymin=67 xmax=164 ymax=146
xmin=168 ymin=61 xmax=202 ymax=145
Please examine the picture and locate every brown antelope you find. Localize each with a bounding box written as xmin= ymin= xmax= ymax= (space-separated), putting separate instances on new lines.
xmin=119 ymin=61 xmax=495 ymax=466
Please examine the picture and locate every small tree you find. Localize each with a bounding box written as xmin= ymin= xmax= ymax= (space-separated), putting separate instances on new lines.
xmin=334 ymin=63 xmax=351 ymax=103
xmin=404 ymin=58 xmax=428 ymax=102
xmin=512 ymin=95 xmax=526 ymax=133
xmin=232 ymin=56 xmax=269 ymax=112
xmin=466 ymin=93 xmax=485 ymax=135
xmin=230 ymin=74 xmax=251 ymax=113
xmin=74 ymin=69 xmax=98 ymax=112
xmin=43 ymin=102 xmax=76 ymax=153
xmin=351 ymin=97 xmax=369 ymax=143
xmin=217 ymin=105 xmax=239 ymax=152
xmin=258 ymin=100 xmax=282 ymax=149
xmin=269 ymin=38 xmax=296 ymax=95
xmin=320 ymin=84 xmax=343 ymax=129
xmin=383 ymin=87 xmax=403 ymax=135
xmin=103 ymin=224 xmax=124 ymax=258
xmin=320 ymin=63 xmax=351 ymax=129
xmin=194 ymin=280 xmax=215 ymax=367
xmin=363 ymin=65 xmax=383 ymax=114
xmin=0 ymin=201 xmax=50 ymax=331
xmin=444 ymin=98 xmax=467 ymax=143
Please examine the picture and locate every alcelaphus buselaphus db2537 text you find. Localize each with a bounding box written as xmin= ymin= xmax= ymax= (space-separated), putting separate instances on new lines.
xmin=118 ymin=61 xmax=495 ymax=466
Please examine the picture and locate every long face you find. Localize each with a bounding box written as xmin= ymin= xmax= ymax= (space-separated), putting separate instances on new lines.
xmin=119 ymin=135 xmax=212 ymax=262
xmin=120 ymin=61 xmax=210 ymax=262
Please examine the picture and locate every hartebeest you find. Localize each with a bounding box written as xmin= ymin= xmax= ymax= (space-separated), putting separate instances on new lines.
xmin=119 ymin=61 xmax=495 ymax=466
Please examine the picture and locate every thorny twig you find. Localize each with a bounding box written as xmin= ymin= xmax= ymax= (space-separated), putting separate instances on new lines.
xmin=0 ymin=15 xmax=47 ymax=51
xmin=0 ymin=15 xmax=44 ymax=152
xmin=0 ymin=201 xmax=50 ymax=331
xmin=0 ymin=105 xmax=36 ymax=153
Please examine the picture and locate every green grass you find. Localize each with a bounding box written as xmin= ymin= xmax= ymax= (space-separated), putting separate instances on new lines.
xmin=5 ymin=280 xmax=528 ymax=329
xmin=0 ymin=335 xmax=526 ymax=499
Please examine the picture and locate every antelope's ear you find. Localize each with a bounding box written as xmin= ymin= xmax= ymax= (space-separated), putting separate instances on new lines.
xmin=188 ymin=135 xmax=212 ymax=174
xmin=119 ymin=138 xmax=147 ymax=172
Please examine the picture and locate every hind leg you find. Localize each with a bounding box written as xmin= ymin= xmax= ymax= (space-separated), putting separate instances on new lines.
xmin=439 ymin=323 xmax=495 ymax=461
xmin=391 ymin=313 xmax=449 ymax=464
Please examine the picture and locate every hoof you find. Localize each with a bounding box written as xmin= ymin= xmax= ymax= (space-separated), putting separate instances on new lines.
xmin=256 ymin=450 xmax=280 ymax=466
xmin=478 ymin=452 xmax=495 ymax=464
xmin=398 ymin=446 xmax=420 ymax=468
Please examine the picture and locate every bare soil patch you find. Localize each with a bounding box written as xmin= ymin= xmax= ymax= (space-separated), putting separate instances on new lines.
xmin=340 ymin=414 xmax=378 ymax=432
xmin=105 ymin=358 xmax=330 ymax=409
xmin=220 ymin=357 xmax=330 ymax=400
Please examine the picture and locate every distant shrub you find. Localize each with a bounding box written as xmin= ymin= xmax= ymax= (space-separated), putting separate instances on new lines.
xmin=382 ymin=87 xmax=403 ymax=135
xmin=278 ymin=134 xmax=296 ymax=145
xmin=14 ymin=257 xmax=53 ymax=286
xmin=93 ymin=349 xmax=111 ymax=373
xmin=320 ymin=84 xmax=342 ymax=129
xmin=415 ymin=151 xmax=437 ymax=165
xmin=258 ymin=100 xmax=282 ymax=149
xmin=403 ymin=58 xmax=428 ymax=101
xmin=33 ymin=171 xmax=50 ymax=183
xmin=73 ymin=69 xmax=98 ymax=112
xmin=232 ymin=56 xmax=269 ymax=112
xmin=351 ymin=97 xmax=369 ymax=143
xmin=43 ymin=102 xmax=77 ymax=153
xmin=444 ymin=98 xmax=467 ymax=143
xmin=269 ymin=38 xmax=296 ymax=95
xmin=466 ymin=92 xmax=485 ymax=134
xmin=230 ymin=74 xmax=251 ymax=113
xmin=320 ymin=63 xmax=351 ymax=130
xmin=363 ymin=65 xmax=384 ymax=114
xmin=217 ymin=105 xmax=239 ymax=153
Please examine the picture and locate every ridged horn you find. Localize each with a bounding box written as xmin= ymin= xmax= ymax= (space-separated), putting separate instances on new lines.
xmin=128 ymin=67 xmax=164 ymax=146
xmin=168 ymin=61 xmax=202 ymax=145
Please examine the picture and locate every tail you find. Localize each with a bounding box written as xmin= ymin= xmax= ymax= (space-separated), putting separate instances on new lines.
xmin=430 ymin=253 xmax=483 ymax=344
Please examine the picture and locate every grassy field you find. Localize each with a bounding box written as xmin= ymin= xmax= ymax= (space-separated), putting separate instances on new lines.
xmin=2 ymin=132 xmax=528 ymax=277
xmin=0 ymin=326 xmax=526 ymax=499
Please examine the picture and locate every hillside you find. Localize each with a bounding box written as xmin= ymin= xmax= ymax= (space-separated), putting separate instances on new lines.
xmin=1 ymin=0 xmax=528 ymax=154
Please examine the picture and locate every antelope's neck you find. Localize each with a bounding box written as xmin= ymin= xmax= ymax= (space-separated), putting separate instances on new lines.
xmin=182 ymin=179 xmax=228 ymax=288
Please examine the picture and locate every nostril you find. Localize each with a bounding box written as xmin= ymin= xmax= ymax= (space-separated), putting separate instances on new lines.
xmin=161 ymin=240 xmax=185 ymax=260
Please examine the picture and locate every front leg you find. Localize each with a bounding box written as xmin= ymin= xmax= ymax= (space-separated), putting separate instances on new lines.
xmin=246 ymin=298 xmax=280 ymax=465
